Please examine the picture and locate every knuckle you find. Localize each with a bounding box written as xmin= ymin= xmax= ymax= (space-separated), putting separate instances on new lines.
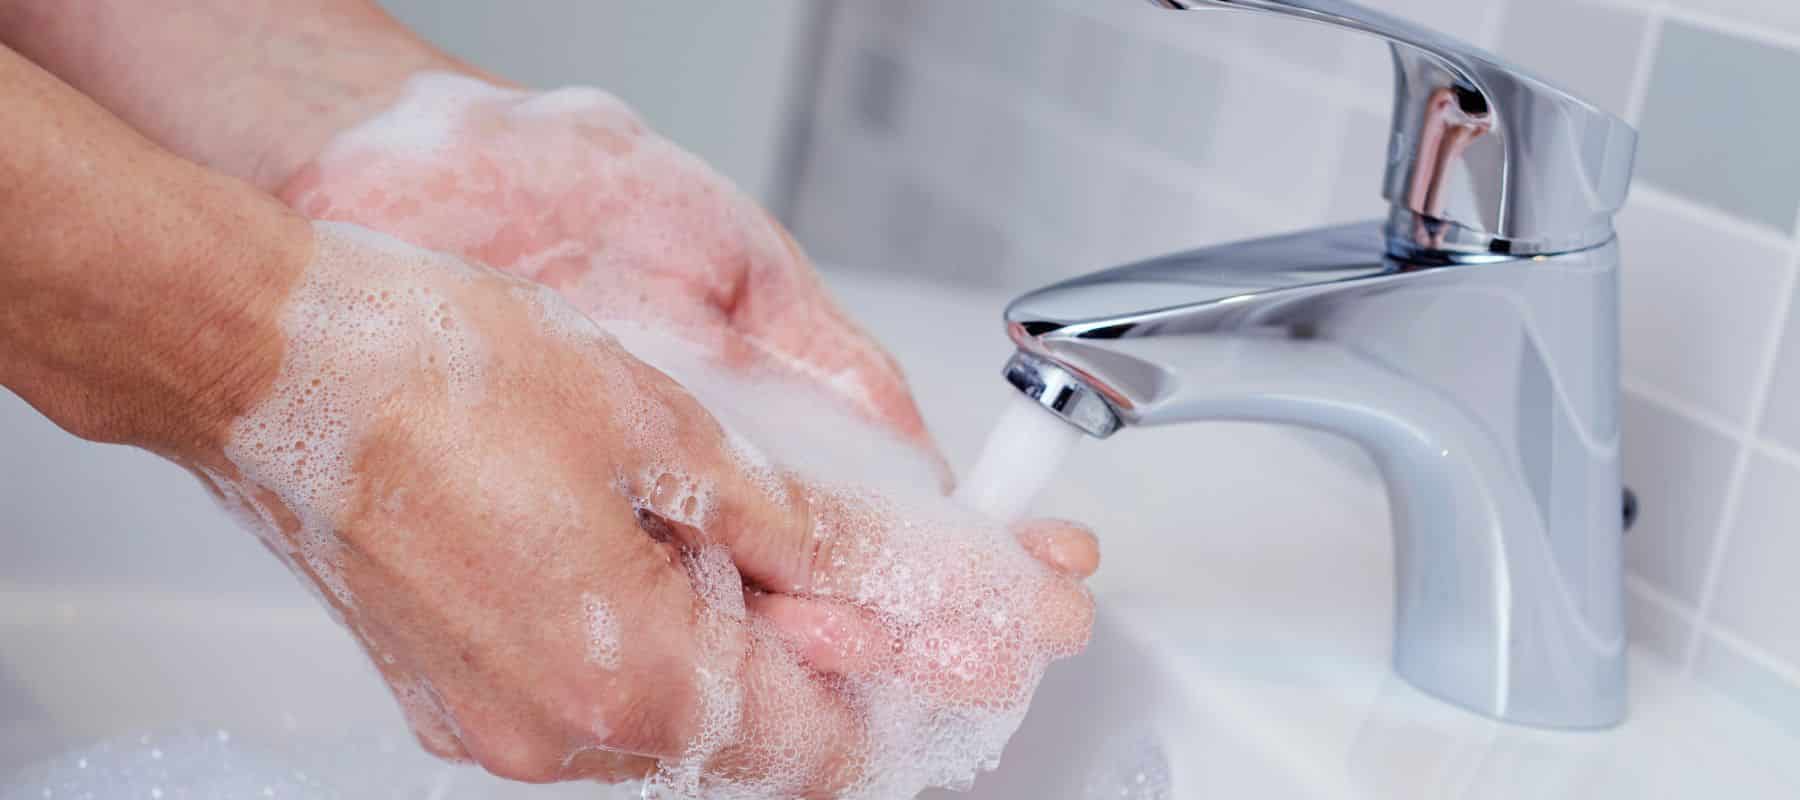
xmin=471 ymin=734 xmax=564 ymax=784
xmin=413 ymin=729 xmax=469 ymax=763
xmin=546 ymin=676 xmax=667 ymax=759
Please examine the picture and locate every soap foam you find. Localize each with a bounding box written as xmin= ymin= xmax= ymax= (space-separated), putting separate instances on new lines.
xmin=1 ymin=731 xmax=339 ymax=800
xmin=581 ymin=593 xmax=623 ymax=671
xmin=394 ymin=677 xmax=464 ymax=756
xmin=262 ymin=73 xmax=1094 ymax=798
xmin=215 ymin=222 xmax=488 ymax=609
xmin=1082 ymin=733 xmax=1173 ymax=800
xmin=590 ymin=325 xmax=1089 ymax=799
xmin=279 ymin=71 xmax=905 ymax=438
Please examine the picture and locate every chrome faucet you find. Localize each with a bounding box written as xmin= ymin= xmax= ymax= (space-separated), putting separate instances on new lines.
xmin=1002 ymin=0 xmax=1636 ymax=728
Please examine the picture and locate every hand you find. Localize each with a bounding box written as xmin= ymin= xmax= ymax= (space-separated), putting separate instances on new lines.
xmin=276 ymin=73 xmax=938 ymax=459
xmin=0 ymin=14 xmax=1100 ymax=794
xmin=187 ymin=222 xmax=1094 ymax=794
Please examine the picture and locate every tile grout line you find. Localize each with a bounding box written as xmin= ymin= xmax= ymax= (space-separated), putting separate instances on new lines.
xmin=1754 ymin=437 xmax=1800 ymax=472
xmin=1703 ymin=616 xmax=1800 ymax=689
xmin=887 ymin=33 xmax=1306 ymax=234
xmin=1062 ymin=1 xmax=1392 ymax=115
xmin=1621 ymin=378 xmax=1744 ymax=443
xmin=1630 ymin=183 xmax=1796 ymax=252
xmin=1625 ymin=572 xmax=1702 ymax=659
xmin=1626 ymin=572 xmax=1698 ymax=623
xmin=1678 ymin=207 xmax=1800 ymax=674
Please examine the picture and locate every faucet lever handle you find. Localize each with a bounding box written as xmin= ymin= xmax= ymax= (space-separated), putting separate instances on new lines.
xmin=1150 ymin=0 xmax=1637 ymax=255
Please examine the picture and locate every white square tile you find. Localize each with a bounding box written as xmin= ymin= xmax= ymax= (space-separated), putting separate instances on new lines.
xmin=917 ymin=0 xmax=978 ymax=62
xmin=1679 ymin=0 xmax=1800 ymax=40
xmin=881 ymin=179 xmax=938 ymax=270
xmin=1323 ymin=109 xmax=1393 ymax=225
xmin=1693 ymin=628 xmax=1800 ymax=740
xmin=897 ymin=68 xmax=980 ymax=189
xmin=1337 ymin=35 xmax=1406 ymax=107
xmin=1118 ymin=38 xmax=1227 ymax=168
xmin=1617 ymin=196 xmax=1791 ymax=424
xmin=1638 ymin=21 xmax=1800 ymax=231
xmin=847 ymin=46 xmax=908 ymax=137
xmin=987 ymin=2 xmax=1059 ymax=86
xmin=1628 ymin=577 xmax=1698 ymax=665
xmin=1205 ymin=65 xmax=1338 ymax=219
xmin=1250 ymin=8 xmax=1349 ymax=74
xmin=1013 ymin=121 xmax=1115 ymax=239
xmin=1337 ymin=0 xmax=1499 ymax=91
xmin=1495 ymin=0 xmax=1649 ymax=119
xmin=923 ymin=207 xmax=1013 ymax=291
xmin=1056 ymin=15 xmax=1131 ymax=124
xmin=791 ymin=137 xmax=887 ymax=271
xmin=1757 ymin=286 xmax=1800 ymax=454
xmin=1706 ymin=450 xmax=1800 ymax=668
xmin=1358 ymin=0 xmax=1496 ymax=45
xmin=1621 ymin=391 xmax=1740 ymax=607
xmin=1095 ymin=165 xmax=1204 ymax=267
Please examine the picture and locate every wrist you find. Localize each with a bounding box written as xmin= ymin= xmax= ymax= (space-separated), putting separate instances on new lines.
xmin=1 ymin=171 xmax=310 ymax=461
xmin=0 ymin=0 xmax=489 ymax=191
xmin=135 ymin=183 xmax=312 ymax=462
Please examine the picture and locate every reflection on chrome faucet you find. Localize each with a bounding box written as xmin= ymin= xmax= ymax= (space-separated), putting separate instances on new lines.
xmin=998 ymin=0 xmax=1639 ymax=729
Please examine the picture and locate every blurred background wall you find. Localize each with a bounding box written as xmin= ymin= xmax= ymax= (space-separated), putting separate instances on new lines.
xmin=379 ymin=0 xmax=820 ymax=204
xmin=785 ymin=0 xmax=1800 ymax=736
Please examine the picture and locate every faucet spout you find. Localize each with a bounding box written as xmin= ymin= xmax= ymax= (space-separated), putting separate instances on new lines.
xmin=1006 ymin=222 xmax=1626 ymax=728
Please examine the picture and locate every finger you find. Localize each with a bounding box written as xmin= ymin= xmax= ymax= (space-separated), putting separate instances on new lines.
xmin=894 ymin=574 xmax=1094 ymax=707
xmin=564 ymin=537 xmax=863 ymax=795
xmin=695 ymin=626 xmax=867 ymax=796
xmin=370 ymin=662 xmax=471 ymax=764
xmin=747 ymin=592 xmax=894 ymax=675
xmin=1027 ymin=575 xmax=1098 ymax=658
xmin=750 ymin=569 xmax=1095 ymax=704
xmin=1012 ymin=518 xmax=1101 ymax=579
xmin=557 ymin=747 xmax=659 ymax=783
xmin=741 ymin=511 xmax=1096 ymax=710
xmin=729 ymin=212 xmax=945 ymax=463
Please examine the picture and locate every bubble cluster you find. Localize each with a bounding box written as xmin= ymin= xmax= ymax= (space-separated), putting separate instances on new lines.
xmin=592 ymin=326 xmax=1091 ymax=799
xmin=1 ymin=731 xmax=337 ymax=800
xmin=392 ymin=677 xmax=462 ymax=757
xmin=1082 ymin=733 xmax=1174 ymax=800
xmin=580 ymin=593 xmax=622 ymax=671
xmin=280 ymin=70 xmax=909 ymax=433
xmin=260 ymin=73 xmax=1093 ymax=798
xmin=213 ymin=222 xmax=489 ymax=609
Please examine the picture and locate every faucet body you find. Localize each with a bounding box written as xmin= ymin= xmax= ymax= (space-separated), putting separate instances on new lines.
xmin=1003 ymin=1 xmax=1637 ymax=728
xmin=1006 ymin=220 xmax=1624 ymax=728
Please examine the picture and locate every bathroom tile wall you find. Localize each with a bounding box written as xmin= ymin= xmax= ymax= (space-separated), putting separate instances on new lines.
xmin=786 ymin=0 xmax=1800 ymax=732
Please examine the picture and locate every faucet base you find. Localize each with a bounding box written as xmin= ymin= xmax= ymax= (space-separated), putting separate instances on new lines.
xmin=1003 ymin=222 xmax=1628 ymax=730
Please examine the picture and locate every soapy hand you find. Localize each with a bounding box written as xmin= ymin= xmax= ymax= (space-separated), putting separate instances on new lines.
xmin=278 ymin=73 xmax=939 ymax=464
xmin=193 ymin=222 xmax=1094 ymax=795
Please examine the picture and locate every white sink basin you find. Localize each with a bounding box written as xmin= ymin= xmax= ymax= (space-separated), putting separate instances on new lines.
xmin=0 ymin=588 xmax=1304 ymax=798
xmin=4 ymin=270 xmax=1799 ymax=798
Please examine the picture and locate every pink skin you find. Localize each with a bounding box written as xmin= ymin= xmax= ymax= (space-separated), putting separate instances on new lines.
xmin=274 ymin=78 xmax=1103 ymax=681
xmin=0 ymin=1 xmax=1106 ymax=789
xmin=277 ymin=80 xmax=937 ymax=462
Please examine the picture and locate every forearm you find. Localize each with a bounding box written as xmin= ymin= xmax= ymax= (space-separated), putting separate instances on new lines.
xmin=0 ymin=0 xmax=487 ymax=191
xmin=0 ymin=44 xmax=310 ymax=458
